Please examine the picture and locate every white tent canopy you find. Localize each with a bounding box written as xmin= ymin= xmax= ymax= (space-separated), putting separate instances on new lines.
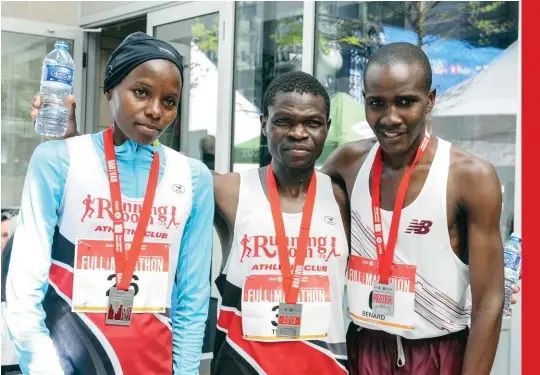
xmin=187 ymin=43 xmax=261 ymax=145
xmin=350 ymin=120 xmax=375 ymax=141
xmin=433 ymin=41 xmax=518 ymax=117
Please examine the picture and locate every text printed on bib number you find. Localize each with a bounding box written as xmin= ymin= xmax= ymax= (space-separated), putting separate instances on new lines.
xmin=241 ymin=274 xmax=331 ymax=341
xmin=347 ymin=255 xmax=416 ymax=331
xmin=72 ymin=239 xmax=170 ymax=313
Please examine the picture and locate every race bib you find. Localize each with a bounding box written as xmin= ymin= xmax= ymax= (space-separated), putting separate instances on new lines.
xmin=72 ymin=239 xmax=170 ymax=314
xmin=347 ymin=255 xmax=416 ymax=331
xmin=241 ymin=274 xmax=331 ymax=342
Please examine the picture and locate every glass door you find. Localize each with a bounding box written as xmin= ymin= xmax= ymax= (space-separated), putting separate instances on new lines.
xmin=148 ymin=2 xmax=233 ymax=173
xmin=1 ymin=18 xmax=83 ymax=208
xmin=147 ymin=3 xmax=234 ymax=374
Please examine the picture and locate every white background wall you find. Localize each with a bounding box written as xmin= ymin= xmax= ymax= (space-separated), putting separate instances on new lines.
xmin=1 ymin=1 xmax=79 ymax=25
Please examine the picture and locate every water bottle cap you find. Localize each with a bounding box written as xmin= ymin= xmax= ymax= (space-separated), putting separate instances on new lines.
xmin=55 ymin=41 xmax=69 ymax=50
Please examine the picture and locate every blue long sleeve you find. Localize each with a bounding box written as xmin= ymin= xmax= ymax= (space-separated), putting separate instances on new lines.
xmin=5 ymin=131 xmax=212 ymax=374
xmin=172 ymin=159 xmax=214 ymax=374
xmin=5 ymin=140 xmax=69 ymax=374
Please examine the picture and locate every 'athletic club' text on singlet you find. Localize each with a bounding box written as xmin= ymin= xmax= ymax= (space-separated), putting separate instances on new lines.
xmin=213 ymin=169 xmax=349 ymax=375
xmin=49 ymin=135 xmax=192 ymax=374
xmin=347 ymin=137 xmax=471 ymax=340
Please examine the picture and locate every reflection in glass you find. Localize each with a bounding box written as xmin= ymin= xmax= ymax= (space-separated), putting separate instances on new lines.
xmin=155 ymin=13 xmax=219 ymax=169
xmin=314 ymin=1 xmax=518 ymax=239
xmin=232 ymin=1 xmax=304 ymax=171
xmin=1 ymin=31 xmax=75 ymax=207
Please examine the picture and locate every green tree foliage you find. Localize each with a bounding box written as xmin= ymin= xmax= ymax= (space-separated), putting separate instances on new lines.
xmin=372 ymin=1 xmax=515 ymax=48
xmin=191 ymin=18 xmax=219 ymax=53
xmin=269 ymin=1 xmax=515 ymax=52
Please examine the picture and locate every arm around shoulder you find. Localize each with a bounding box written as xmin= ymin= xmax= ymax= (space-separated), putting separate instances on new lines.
xmin=320 ymin=139 xmax=375 ymax=185
xmin=213 ymin=172 xmax=240 ymax=222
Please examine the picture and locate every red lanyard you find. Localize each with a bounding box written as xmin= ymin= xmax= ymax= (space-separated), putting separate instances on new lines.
xmin=103 ymin=126 xmax=160 ymax=291
xmin=267 ymin=164 xmax=317 ymax=304
xmin=371 ymin=133 xmax=431 ymax=284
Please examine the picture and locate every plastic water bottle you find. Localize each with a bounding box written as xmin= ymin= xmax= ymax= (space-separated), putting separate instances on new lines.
xmin=503 ymin=233 xmax=522 ymax=316
xmin=35 ymin=41 xmax=74 ymax=137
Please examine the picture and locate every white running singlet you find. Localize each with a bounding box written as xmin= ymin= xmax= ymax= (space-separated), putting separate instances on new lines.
xmin=213 ymin=169 xmax=349 ymax=375
xmin=348 ymin=138 xmax=471 ymax=339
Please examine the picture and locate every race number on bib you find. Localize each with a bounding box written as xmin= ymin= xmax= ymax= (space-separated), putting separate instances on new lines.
xmin=72 ymin=239 xmax=169 ymax=313
xmin=347 ymin=255 xmax=416 ymax=331
xmin=241 ymin=274 xmax=331 ymax=342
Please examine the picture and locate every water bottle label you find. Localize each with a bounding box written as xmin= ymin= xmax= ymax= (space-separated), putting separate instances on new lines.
xmin=45 ymin=65 xmax=73 ymax=86
xmin=504 ymin=251 xmax=521 ymax=272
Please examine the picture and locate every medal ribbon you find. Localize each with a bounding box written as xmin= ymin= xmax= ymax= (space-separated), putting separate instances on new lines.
xmin=103 ymin=126 xmax=160 ymax=291
xmin=267 ymin=164 xmax=317 ymax=305
xmin=371 ymin=133 xmax=431 ymax=284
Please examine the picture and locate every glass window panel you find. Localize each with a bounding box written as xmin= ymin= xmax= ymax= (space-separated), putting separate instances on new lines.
xmin=314 ymin=1 xmax=518 ymax=240
xmin=232 ymin=1 xmax=304 ymax=171
xmin=1 ymin=31 xmax=74 ymax=208
xmin=155 ymin=13 xmax=219 ymax=169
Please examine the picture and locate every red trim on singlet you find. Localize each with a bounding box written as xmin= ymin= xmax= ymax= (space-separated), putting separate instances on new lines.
xmin=48 ymin=263 xmax=173 ymax=374
xmin=86 ymin=312 xmax=172 ymax=374
xmin=49 ymin=263 xmax=74 ymax=299
xmin=217 ymin=307 xmax=347 ymax=375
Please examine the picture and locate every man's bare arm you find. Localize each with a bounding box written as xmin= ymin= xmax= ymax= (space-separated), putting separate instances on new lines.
xmin=458 ymin=156 xmax=505 ymax=375
xmin=213 ymin=173 xmax=241 ymax=271
xmin=320 ymin=139 xmax=376 ymax=192
xmin=320 ymin=145 xmax=349 ymax=183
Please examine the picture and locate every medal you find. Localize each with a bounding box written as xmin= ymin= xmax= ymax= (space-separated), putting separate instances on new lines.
xmin=103 ymin=126 xmax=160 ymax=326
xmin=266 ymin=164 xmax=316 ymax=337
xmin=106 ymin=287 xmax=135 ymax=326
xmin=372 ymin=281 xmax=395 ymax=316
xmin=276 ymin=302 xmax=303 ymax=338
xmin=370 ymin=133 xmax=430 ymax=316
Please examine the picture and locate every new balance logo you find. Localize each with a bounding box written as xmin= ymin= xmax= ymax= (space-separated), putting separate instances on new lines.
xmin=405 ymin=220 xmax=433 ymax=234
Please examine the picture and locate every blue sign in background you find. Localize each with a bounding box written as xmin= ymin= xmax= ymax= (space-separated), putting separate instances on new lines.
xmin=383 ymin=26 xmax=503 ymax=94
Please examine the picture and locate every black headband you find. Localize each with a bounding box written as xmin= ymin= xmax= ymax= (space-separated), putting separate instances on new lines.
xmin=103 ymin=31 xmax=184 ymax=94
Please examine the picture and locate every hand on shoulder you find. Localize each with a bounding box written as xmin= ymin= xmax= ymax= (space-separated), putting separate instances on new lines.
xmin=320 ymin=138 xmax=376 ymax=182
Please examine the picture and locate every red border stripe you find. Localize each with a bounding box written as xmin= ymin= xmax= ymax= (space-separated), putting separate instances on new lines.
xmin=522 ymin=1 xmax=535 ymax=374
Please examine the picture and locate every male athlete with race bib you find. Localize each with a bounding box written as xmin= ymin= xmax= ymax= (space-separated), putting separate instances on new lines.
xmin=211 ymin=71 xmax=350 ymax=374
xmin=5 ymin=32 xmax=213 ymax=375
xmin=322 ymin=42 xmax=505 ymax=375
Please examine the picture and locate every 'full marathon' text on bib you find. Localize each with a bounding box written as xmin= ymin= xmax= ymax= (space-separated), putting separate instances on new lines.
xmin=347 ymin=255 xmax=416 ymax=331
xmin=72 ymin=238 xmax=169 ymax=313
xmin=242 ymin=274 xmax=331 ymax=341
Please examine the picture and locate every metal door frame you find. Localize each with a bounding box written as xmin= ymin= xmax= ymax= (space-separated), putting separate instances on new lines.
xmin=147 ymin=1 xmax=235 ymax=174
xmin=1 ymin=16 xmax=85 ymax=133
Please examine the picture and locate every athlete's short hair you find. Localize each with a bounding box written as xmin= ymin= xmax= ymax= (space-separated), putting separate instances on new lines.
xmin=365 ymin=42 xmax=432 ymax=92
xmin=263 ymin=71 xmax=331 ymax=119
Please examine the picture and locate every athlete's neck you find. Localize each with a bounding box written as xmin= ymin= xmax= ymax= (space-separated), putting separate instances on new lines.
xmin=112 ymin=125 xmax=129 ymax=146
xmin=270 ymin=160 xmax=314 ymax=198
xmin=382 ymin=131 xmax=426 ymax=170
